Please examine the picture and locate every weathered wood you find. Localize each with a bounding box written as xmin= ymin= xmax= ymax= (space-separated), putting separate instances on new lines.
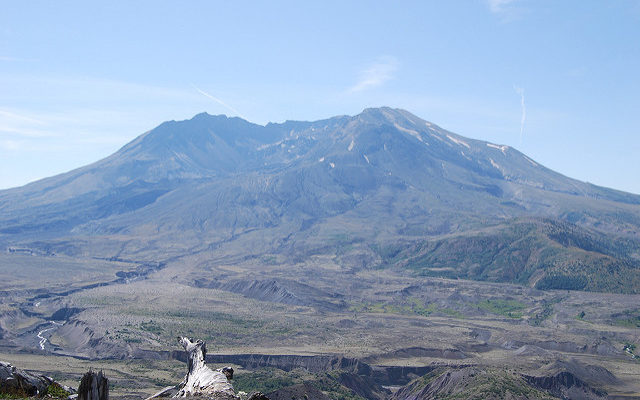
xmin=174 ymin=337 xmax=237 ymax=398
xmin=77 ymin=370 xmax=108 ymax=400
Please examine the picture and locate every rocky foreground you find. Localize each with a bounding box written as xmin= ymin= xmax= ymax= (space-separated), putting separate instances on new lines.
xmin=2 ymin=336 xmax=624 ymax=400
xmin=0 ymin=361 xmax=76 ymax=398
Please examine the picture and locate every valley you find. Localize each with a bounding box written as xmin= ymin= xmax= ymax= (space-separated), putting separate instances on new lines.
xmin=1 ymin=108 xmax=640 ymax=398
xmin=1 ymin=250 xmax=640 ymax=398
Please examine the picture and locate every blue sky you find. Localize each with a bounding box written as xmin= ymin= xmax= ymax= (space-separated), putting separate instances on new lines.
xmin=1 ymin=1 xmax=639 ymax=193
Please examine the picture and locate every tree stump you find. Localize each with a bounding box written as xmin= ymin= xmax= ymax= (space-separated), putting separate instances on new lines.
xmin=77 ymin=370 xmax=108 ymax=400
xmin=174 ymin=337 xmax=237 ymax=399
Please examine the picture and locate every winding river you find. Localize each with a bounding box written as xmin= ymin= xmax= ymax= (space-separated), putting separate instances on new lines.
xmin=36 ymin=321 xmax=63 ymax=350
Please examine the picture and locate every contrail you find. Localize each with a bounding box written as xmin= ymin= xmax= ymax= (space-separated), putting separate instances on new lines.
xmin=191 ymin=85 xmax=247 ymax=120
xmin=514 ymin=86 xmax=526 ymax=145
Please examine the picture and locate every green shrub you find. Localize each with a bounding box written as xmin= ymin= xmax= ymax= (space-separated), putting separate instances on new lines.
xmin=535 ymin=274 xmax=587 ymax=291
xmin=47 ymin=383 xmax=70 ymax=398
xmin=476 ymin=299 xmax=526 ymax=318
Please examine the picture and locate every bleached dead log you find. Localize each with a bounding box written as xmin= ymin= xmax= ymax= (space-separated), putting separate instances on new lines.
xmin=173 ymin=337 xmax=237 ymax=399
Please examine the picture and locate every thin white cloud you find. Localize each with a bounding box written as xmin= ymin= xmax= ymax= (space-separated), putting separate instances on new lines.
xmin=0 ymin=109 xmax=56 ymax=138
xmin=0 ymin=139 xmax=22 ymax=151
xmin=486 ymin=0 xmax=515 ymax=14
xmin=348 ymin=57 xmax=399 ymax=93
xmin=514 ymin=86 xmax=526 ymax=144
xmin=191 ymin=85 xmax=247 ymax=120
xmin=486 ymin=0 xmax=524 ymax=21
xmin=0 ymin=56 xmax=38 ymax=62
xmin=0 ymin=75 xmax=198 ymax=105
xmin=0 ymin=75 xmax=237 ymax=189
xmin=0 ymin=107 xmax=157 ymax=146
xmin=0 ymin=109 xmax=45 ymax=125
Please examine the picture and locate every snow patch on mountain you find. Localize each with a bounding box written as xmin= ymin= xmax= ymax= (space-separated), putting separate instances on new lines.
xmin=524 ymin=155 xmax=539 ymax=167
xmin=446 ymin=134 xmax=470 ymax=149
xmin=487 ymin=143 xmax=508 ymax=155
xmin=395 ymin=123 xmax=425 ymax=143
xmin=490 ymin=158 xmax=502 ymax=171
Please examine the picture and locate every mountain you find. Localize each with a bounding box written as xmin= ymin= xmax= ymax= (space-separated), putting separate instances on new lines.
xmin=1 ymin=107 xmax=640 ymax=293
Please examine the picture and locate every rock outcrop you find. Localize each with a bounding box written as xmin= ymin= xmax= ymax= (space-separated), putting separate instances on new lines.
xmin=0 ymin=361 xmax=74 ymax=398
xmin=390 ymin=366 xmax=557 ymax=400
xmin=524 ymin=371 xmax=607 ymax=400
xmin=390 ymin=365 xmax=611 ymax=400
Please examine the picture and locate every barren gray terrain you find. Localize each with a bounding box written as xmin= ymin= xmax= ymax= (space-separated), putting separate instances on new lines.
xmin=1 ymin=108 xmax=639 ymax=399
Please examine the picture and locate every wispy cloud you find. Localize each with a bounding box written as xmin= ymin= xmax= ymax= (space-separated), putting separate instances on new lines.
xmin=485 ymin=0 xmax=524 ymax=21
xmin=0 ymin=139 xmax=22 ymax=151
xmin=514 ymin=86 xmax=526 ymax=144
xmin=486 ymin=0 xmax=515 ymax=14
xmin=0 ymin=75 xmax=232 ymax=189
xmin=0 ymin=109 xmax=45 ymax=125
xmin=191 ymin=85 xmax=247 ymax=120
xmin=0 ymin=109 xmax=56 ymax=138
xmin=348 ymin=57 xmax=399 ymax=93
xmin=0 ymin=56 xmax=38 ymax=62
xmin=0 ymin=107 xmax=153 ymax=147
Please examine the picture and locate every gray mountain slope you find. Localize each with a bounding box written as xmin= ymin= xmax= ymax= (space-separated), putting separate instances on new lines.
xmin=1 ymin=107 xmax=639 ymax=292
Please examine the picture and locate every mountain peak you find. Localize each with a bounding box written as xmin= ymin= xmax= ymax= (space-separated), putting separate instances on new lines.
xmin=355 ymin=107 xmax=428 ymax=129
xmin=2 ymin=108 xmax=640 ymax=295
xmin=359 ymin=106 xmax=407 ymax=119
xmin=190 ymin=112 xmax=248 ymax=123
xmin=191 ymin=111 xmax=217 ymax=120
xmin=186 ymin=107 xmax=421 ymax=130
